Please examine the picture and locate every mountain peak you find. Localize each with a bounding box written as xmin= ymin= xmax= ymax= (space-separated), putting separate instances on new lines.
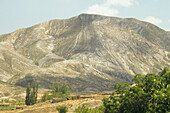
xmin=78 ymin=13 xmax=103 ymax=23
xmin=0 ymin=14 xmax=169 ymax=92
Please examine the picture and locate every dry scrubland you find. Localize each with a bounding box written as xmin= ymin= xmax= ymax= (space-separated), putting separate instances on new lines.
xmin=0 ymin=93 xmax=111 ymax=113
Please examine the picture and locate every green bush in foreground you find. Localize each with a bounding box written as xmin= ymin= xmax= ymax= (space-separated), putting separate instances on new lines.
xmin=56 ymin=105 xmax=68 ymax=113
xmin=103 ymin=67 xmax=170 ymax=113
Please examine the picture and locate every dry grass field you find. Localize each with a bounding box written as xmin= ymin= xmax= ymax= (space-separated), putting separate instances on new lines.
xmin=0 ymin=92 xmax=111 ymax=113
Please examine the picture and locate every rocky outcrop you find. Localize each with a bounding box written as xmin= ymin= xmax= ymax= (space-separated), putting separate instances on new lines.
xmin=0 ymin=14 xmax=169 ymax=92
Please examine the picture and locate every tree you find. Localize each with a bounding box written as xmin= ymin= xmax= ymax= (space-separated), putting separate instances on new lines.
xmin=35 ymin=82 xmax=39 ymax=103
xmin=51 ymin=82 xmax=60 ymax=95
xmin=51 ymin=82 xmax=69 ymax=95
xmin=41 ymin=82 xmax=70 ymax=102
xmin=32 ymin=82 xmax=39 ymax=104
xmin=60 ymin=83 xmax=69 ymax=94
xmin=25 ymin=84 xmax=31 ymax=105
xmin=56 ymin=105 xmax=68 ymax=113
xmin=25 ymin=82 xmax=39 ymax=105
xmin=30 ymin=91 xmax=35 ymax=105
xmin=103 ymin=67 xmax=170 ymax=113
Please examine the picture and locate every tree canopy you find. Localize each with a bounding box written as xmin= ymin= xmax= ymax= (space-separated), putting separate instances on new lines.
xmin=103 ymin=67 xmax=170 ymax=113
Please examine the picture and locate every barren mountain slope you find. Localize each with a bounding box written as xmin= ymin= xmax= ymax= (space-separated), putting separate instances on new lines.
xmin=0 ymin=44 xmax=37 ymax=81
xmin=0 ymin=80 xmax=25 ymax=100
xmin=0 ymin=14 xmax=169 ymax=92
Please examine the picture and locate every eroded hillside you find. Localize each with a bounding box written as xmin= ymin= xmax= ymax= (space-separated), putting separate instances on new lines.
xmin=0 ymin=14 xmax=169 ymax=92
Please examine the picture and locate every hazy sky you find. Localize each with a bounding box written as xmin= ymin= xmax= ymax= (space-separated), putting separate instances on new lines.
xmin=0 ymin=0 xmax=170 ymax=34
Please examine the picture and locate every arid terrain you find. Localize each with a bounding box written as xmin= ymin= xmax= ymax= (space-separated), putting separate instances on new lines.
xmin=0 ymin=13 xmax=169 ymax=112
xmin=0 ymin=14 xmax=169 ymax=94
xmin=0 ymin=93 xmax=111 ymax=113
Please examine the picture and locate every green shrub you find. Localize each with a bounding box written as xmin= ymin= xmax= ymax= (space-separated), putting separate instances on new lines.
xmin=103 ymin=67 xmax=170 ymax=113
xmin=0 ymin=106 xmax=15 ymax=111
xmin=41 ymin=82 xmax=70 ymax=102
xmin=4 ymin=99 xmax=9 ymax=103
xmin=41 ymin=93 xmax=49 ymax=102
xmin=51 ymin=82 xmax=70 ymax=95
xmin=0 ymin=99 xmax=4 ymax=103
xmin=56 ymin=105 xmax=68 ymax=113
xmin=74 ymin=104 xmax=105 ymax=113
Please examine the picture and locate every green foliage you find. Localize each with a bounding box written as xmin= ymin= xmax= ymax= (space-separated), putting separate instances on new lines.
xmin=0 ymin=99 xmax=4 ymax=103
xmin=56 ymin=105 xmax=68 ymax=113
xmin=25 ymin=84 xmax=31 ymax=105
xmin=30 ymin=91 xmax=34 ymax=105
xmin=4 ymin=99 xmax=9 ymax=103
xmin=34 ymin=82 xmax=38 ymax=104
xmin=0 ymin=100 xmax=25 ymax=111
xmin=103 ymin=67 xmax=170 ymax=113
xmin=41 ymin=82 xmax=70 ymax=102
xmin=51 ymin=82 xmax=70 ymax=95
xmin=10 ymin=100 xmax=25 ymax=105
xmin=41 ymin=93 xmax=49 ymax=102
xmin=0 ymin=106 xmax=15 ymax=111
xmin=25 ymin=82 xmax=39 ymax=105
xmin=60 ymin=83 xmax=69 ymax=94
xmin=74 ymin=104 xmax=105 ymax=113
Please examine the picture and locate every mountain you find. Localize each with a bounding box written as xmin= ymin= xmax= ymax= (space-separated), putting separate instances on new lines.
xmin=0 ymin=14 xmax=169 ymax=92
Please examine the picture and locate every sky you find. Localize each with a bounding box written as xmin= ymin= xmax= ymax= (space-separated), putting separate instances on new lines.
xmin=0 ymin=0 xmax=170 ymax=34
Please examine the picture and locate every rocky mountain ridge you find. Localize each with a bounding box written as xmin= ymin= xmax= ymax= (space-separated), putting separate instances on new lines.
xmin=0 ymin=14 xmax=169 ymax=92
